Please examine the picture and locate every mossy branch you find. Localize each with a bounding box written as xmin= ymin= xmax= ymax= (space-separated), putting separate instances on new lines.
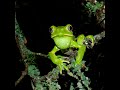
xmin=15 ymin=16 xmax=48 ymax=86
xmin=85 ymin=0 xmax=105 ymax=29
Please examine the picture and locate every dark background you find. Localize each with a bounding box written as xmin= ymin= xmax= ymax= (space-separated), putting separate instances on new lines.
xmin=15 ymin=0 xmax=104 ymax=90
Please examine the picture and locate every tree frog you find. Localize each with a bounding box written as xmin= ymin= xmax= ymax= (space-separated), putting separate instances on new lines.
xmin=48 ymin=24 xmax=94 ymax=74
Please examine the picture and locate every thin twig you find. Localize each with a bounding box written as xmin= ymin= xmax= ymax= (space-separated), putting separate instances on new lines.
xmin=33 ymin=52 xmax=48 ymax=58
xmin=15 ymin=63 xmax=28 ymax=86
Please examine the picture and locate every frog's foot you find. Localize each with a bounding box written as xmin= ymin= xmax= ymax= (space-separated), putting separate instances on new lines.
xmin=57 ymin=59 xmax=70 ymax=74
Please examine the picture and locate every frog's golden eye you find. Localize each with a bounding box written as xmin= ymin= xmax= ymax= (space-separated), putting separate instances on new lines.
xmin=49 ymin=26 xmax=54 ymax=33
xmin=66 ymin=24 xmax=73 ymax=32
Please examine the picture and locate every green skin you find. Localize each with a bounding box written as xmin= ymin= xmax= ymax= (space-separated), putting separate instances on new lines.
xmin=48 ymin=24 xmax=94 ymax=74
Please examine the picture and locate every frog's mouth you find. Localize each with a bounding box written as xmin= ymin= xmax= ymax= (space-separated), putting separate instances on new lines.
xmin=52 ymin=34 xmax=73 ymax=38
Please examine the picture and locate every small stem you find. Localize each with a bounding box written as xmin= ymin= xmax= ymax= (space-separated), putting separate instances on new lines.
xmin=15 ymin=63 xmax=28 ymax=86
xmin=33 ymin=52 xmax=48 ymax=58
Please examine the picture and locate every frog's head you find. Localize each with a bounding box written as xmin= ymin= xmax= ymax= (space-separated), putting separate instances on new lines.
xmin=49 ymin=24 xmax=74 ymax=49
xmin=49 ymin=24 xmax=73 ymax=38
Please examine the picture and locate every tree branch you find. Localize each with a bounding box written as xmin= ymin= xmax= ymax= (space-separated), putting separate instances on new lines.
xmin=15 ymin=16 xmax=47 ymax=86
xmin=94 ymin=30 xmax=105 ymax=44
xmin=15 ymin=17 xmax=47 ymax=59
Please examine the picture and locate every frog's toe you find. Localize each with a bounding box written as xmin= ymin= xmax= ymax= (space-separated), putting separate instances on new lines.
xmin=60 ymin=69 xmax=63 ymax=74
xmin=62 ymin=60 xmax=70 ymax=63
xmin=63 ymin=65 xmax=69 ymax=71
xmin=59 ymin=65 xmax=63 ymax=74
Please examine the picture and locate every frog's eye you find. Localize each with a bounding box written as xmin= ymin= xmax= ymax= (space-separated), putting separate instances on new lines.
xmin=66 ymin=24 xmax=73 ymax=32
xmin=49 ymin=26 xmax=54 ymax=33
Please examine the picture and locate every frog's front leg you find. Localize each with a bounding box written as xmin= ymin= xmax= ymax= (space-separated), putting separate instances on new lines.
xmin=48 ymin=46 xmax=69 ymax=74
xmin=71 ymin=34 xmax=94 ymax=66
xmin=70 ymin=34 xmax=86 ymax=66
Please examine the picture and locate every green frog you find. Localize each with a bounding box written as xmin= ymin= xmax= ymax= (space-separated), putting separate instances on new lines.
xmin=48 ymin=24 xmax=94 ymax=74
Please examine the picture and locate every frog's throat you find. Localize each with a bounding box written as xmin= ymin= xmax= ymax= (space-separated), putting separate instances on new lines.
xmin=52 ymin=34 xmax=73 ymax=38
